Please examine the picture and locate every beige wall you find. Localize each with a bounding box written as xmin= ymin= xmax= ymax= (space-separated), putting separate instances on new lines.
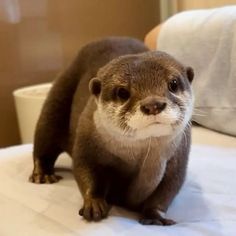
xmin=0 ymin=0 xmax=160 ymax=147
xmin=178 ymin=0 xmax=236 ymax=10
xmin=160 ymin=0 xmax=236 ymax=21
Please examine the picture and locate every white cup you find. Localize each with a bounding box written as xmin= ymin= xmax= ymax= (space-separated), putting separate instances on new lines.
xmin=13 ymin=83 xmax=52 ymax=144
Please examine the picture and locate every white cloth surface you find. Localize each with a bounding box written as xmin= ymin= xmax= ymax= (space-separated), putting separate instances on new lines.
xmin=0 ymin=127 xmax=236 ymax=236
xmin=157 ymin=6 xmax=236 ymax=136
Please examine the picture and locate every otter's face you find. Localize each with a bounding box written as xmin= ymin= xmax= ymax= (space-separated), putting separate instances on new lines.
xmin=89 ymin=52 xmax=194 ymax=140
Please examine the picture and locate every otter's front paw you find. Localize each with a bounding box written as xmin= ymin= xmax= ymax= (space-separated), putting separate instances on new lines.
xmin=79 ymin=198 xmax=109 ymax=221
xmin=140 ymin=208 xmax=176 ymax=226
xmin=29 ymin=173 xmax=62 ymax=184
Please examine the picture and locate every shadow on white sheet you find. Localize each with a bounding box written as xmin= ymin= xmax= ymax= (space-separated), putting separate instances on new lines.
xmin=0 ymin=143 xmax=235 ymax=236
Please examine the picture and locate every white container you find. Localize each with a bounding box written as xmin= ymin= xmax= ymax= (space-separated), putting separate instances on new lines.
xmin=13 ymin=83 xmax=52 ymax=144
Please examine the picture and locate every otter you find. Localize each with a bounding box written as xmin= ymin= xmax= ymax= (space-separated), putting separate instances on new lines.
xmin=29 ymin=37 xmax=194 ymax=225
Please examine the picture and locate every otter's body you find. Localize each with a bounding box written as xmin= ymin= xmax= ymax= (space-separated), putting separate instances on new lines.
xmin=30 ymin=37 xmax=194 ymax=225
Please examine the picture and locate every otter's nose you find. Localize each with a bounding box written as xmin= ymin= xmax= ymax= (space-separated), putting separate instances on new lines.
xmin=140 ymin=101 xmax=166 ymax=115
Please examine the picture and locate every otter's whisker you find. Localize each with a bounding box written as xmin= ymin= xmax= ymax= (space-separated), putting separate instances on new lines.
xmin=182 ymin=129 xmax=187 ymax=148
xmin=171 ymin=140 xmax=178 ymax=150
xmin=192 ymin=113 xmax=207 ymax=117
xmin=141 ymin=137 xmax=152 ymax=169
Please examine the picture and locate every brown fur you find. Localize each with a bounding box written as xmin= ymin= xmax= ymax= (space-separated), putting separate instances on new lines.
xmin=30 ymin=37 xmax=194 ymax=225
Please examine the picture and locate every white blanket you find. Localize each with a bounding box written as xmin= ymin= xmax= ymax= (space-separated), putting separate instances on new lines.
xmin=0 ymin=127 xmax=236 ymax=236
xmin=158 ymin=6 xmax=236 ymax=136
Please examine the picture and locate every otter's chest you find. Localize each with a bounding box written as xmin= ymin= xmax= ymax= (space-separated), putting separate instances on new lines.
xmin=104 ymin=140 xmax=170 ymax=206
xmin=102 ymin=138 xmax=159 ymax=168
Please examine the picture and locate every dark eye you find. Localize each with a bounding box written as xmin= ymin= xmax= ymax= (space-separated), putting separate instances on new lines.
xmin=168 ymin=79 xmax=179 ymax=93
xmin=116 ymin=87 xmax=130 ymax=101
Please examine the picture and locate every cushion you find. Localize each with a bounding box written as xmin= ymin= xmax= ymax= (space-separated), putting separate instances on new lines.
xmin=157 ymin=6 xmax=236 ymax=136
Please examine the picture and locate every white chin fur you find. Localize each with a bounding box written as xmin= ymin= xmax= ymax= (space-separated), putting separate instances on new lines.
xmin=94 ymin=105 xmax=173 ymax=141
xmin=126 ymin=93 xmax=194 ymax=140
xmin=127 ymin=110 xmax=174 ymax=140
xmin=95 ymin=96 xmax=193 ymax=141
xmin=127 ymin=106 xmax=178 ymax=129
xmin=94 ymin=109 xmax=172 ymax=141
xmin=133 ymin=124 xmax=172 ymax=140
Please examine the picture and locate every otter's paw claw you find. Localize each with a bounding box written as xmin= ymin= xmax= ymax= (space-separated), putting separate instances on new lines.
xmin=29 ymin=173 xmax=62 ymax=184
xmin=79 ymin=198 xmax=109 ymax=221
xmin=139 ymin=217 xmax=176 ymax=226
xmin=140 ymin=208 xmax=176 ymax=226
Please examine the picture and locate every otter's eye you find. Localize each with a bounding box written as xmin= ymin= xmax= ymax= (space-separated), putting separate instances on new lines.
xmin=116 ymin=87 xmax=130 ymax=101
xmin=168 ymin=79 xmax=179 ymax=93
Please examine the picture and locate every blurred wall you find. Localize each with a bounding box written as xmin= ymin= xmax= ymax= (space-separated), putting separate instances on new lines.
xmin=178 ymin=0 xmax=236 ymax=10
xmin=160 ymin=0 xmax=236 ymax=21
xmin=0 ymin=0 xmax=160 ymax=147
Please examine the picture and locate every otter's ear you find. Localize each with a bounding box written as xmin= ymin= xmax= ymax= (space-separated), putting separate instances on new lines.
xmin=186 ymin=67 xmax=194 ymax=83
xmin=89 ymin=78 xmax=101 ymax=96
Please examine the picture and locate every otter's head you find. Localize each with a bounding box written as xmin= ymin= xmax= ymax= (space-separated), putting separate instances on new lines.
xmin=89 ymin=51 xmax=194 ymax=140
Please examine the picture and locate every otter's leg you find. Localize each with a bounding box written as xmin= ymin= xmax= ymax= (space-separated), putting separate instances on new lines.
xmin=29 ymin=146 xmax=63 ymax=184
xmin=29 ymin=90 xmax=70 ymax=184
xmin=29 ymin=124 xmax=64 ymax=184
xmin=73 ymin=146 xmax=110 ymax=222
xmin=29 ymin=66 xmax=79 ymax=183
xmin=74 ymin=163 xmax=110 ymax=221
xmin=140 ymin=147 xmax=189 ymax=225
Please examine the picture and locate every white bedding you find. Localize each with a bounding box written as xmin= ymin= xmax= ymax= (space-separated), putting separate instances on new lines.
xmin=0 ymin=127 xmax=236 ymax=236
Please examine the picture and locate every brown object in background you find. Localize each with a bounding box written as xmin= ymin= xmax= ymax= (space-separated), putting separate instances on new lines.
xmin=144 ymin=24 xmax=162 ymax=50
xmin=0 ymin=0 xmax=160 ymax=147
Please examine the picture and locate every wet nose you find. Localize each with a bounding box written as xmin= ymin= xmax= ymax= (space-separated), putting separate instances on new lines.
xmin=140 ymin=101 xmax=166 ymax=115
